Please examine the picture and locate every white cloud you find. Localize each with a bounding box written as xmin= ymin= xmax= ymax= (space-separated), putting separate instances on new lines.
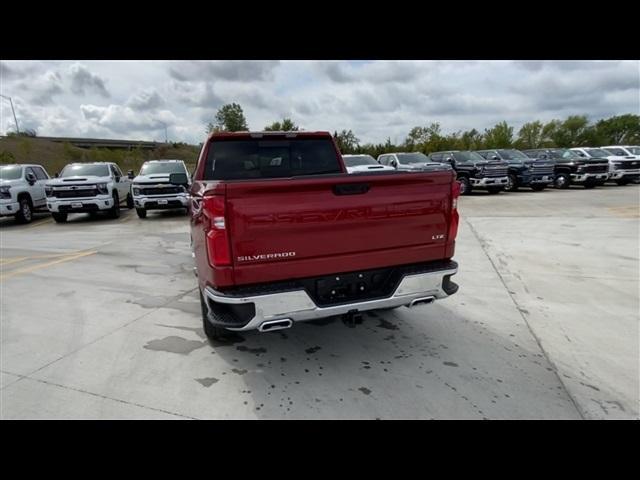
xmin=1 ymin=60 xmax=637 ymax=145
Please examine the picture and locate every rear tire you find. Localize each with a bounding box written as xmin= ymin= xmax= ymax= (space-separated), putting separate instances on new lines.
xmin=108 ymin=192 xmax=120 ymax=219
xmin=505 ymin=174 xmax=518 ymax=192
xmin=136 ymin=208 xmax=147 ymax=219
xmin=615 ymin=178 xmax=630 ymax=186
xmin=126 ymin=192 xmax=134 ymax=209
xmin=52 ymin=212 xmax=68 ymax=223
xmin=486 ymin=187 xmax=502 ymax=194
xmin=15 ymin=197 xmax=33 ymax=224
xmin=200 ymin=290 xmax=233 ymax=341
xmin=554 ymin=173 xmax=570 ymax=189
xmin=530 ymin=184 xmax=546 ymax=191
xmin=458 ymin=177 xmax=471 ymax=195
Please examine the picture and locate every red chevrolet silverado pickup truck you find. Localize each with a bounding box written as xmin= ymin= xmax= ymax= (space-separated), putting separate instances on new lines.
xmin=189 ymin=131 xmax=460 ymax=340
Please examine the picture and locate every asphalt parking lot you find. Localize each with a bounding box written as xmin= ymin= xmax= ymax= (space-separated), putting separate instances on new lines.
xmin=1 ymin=184 xmax=638 ymax=419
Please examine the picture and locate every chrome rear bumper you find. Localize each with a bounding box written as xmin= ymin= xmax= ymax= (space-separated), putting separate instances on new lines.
xmin=203 ymin=262 xmax=458 ymax=332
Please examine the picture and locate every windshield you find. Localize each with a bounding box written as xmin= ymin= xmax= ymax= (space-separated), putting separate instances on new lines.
xmin=626 ymin=147 xmax=640 ymax=155
xmin=452 ymin=151 xmax=486 ymax=163
xmin=584 ymin=148 xmax=611 ymax=157
xmin=343 ymin=155 xmax=378 ymax=167
xmin=0 ymin=165 xmax=23 ymax=180
xmin=140 ymin=161 xmax=186 ymax=175
xmin=60 ymin=164 xmax=110 ymax=177
xmin=559 ymin=149 xmax=581 ymax=159
xmin=603 ymin=147 xmax=627 ymax=156
xmin=397 ymin=152 xmax=430 ymax=164
xmin=497 ymin=149 xmax=528 ymax=160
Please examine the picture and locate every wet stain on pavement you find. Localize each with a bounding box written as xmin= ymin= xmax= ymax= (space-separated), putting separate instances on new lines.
xmin=305 ymin=346 xmax=322 ymax=354
xmin=195 ymin=377 xmax=219 ymax=387
xmin=236 ymin=345 xmax=267 ymax=355
xmin=358 ymin=387 xmax=372 ymax=395
xmin=580 ymin=382 xmax=601 ymax=391
xmin=144 ymin=336 xmax=207 ymax=355
xmin=377 ymin=319 xmax=399 ymax=330
xmin=443 ymin=361 xmax=459 ymax=367
xmin=232 ymin=368 xmax=248 ymax=375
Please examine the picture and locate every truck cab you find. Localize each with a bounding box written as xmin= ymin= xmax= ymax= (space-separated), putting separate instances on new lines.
xmin=475 ymin=149 xmax=555 ymax=192
xmin=429 ymin=150 xmax=508 ymax=195
xmin=131 ymin=159 xmax=191 ymax=218
xmin=45 ymin=162 xmax=134 ymax=222
xmin=0 ymin=164 xmax=51 ymax=223
xmin=571 ymin=147 xmax=640 ymax=186
xmin=523 ymin=148 xmax=609 ymax=189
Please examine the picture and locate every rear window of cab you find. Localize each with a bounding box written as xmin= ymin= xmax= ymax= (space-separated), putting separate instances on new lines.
xmin=205 ymin=138 xmax=342 ymax=180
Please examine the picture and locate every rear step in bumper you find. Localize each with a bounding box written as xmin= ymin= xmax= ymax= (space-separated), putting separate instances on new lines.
xmin=203 ymin=262 xmax=458 ymax=332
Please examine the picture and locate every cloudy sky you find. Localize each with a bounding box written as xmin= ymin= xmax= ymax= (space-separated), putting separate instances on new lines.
xmin=1 ymin=60 xmax=638 ymax=145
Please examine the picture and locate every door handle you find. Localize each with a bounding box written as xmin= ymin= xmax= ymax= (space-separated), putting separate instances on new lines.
xmin=332 ymin=183 xmax=370 ymax=196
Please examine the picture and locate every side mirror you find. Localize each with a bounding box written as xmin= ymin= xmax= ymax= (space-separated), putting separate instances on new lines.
xmin=127 ymin=170 xmax=135 ymax=179
xmin=445 ymin=157 xmax=454 ymax=164
xmin=169 ymin=173 xmax=188 ymax=185
xmin=390 ymin=160 xmax=397 ymax=168
xmin=54 ymin=172 xmax=59 ymax=178
xmin=26 ymin=172 xmax=36 ymax=185
xmin=491 ymin=155 xmax=500 ymax=161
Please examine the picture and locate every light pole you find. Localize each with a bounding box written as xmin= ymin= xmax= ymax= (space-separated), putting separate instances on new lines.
xmin=159 ymin=121 xmax=168 ymax=143
xmin=0 ymin=94 xmax=20 ymax=135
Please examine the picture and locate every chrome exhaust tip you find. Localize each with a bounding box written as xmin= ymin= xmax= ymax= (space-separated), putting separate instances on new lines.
xmin=258 ymin=319 xmax=293 ymax=332
xmin=408 ymin=296 xmax=435 ymax=308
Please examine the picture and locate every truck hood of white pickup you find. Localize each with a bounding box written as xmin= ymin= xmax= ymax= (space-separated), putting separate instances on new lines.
xmin=132 ymin=174 xmax=170 ymax=183
xmin=346 ymin=165 xmax=395 ymax=173
xmin=46 ymin=175 xmax=111 ymax=186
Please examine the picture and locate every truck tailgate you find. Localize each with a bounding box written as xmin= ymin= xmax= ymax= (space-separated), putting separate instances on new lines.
xmin=225 ymin=171 xmax=454 ymax=286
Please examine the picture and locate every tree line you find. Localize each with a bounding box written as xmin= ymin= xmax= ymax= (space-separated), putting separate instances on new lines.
xmin=203 ymin=103 xmax=639 ymax=156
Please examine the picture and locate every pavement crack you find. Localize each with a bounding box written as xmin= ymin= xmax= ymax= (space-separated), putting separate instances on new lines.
xmin=464 ymin=217 xmax=586 ymax=420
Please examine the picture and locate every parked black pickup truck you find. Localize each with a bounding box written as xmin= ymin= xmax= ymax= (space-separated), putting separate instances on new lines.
xmin=429 ymin=150 xmax=508 ymax=195
xmin=475 ymin=149 xmax=555 ymax=192
xmin=522 ymin=148 xmax=609 ymax=189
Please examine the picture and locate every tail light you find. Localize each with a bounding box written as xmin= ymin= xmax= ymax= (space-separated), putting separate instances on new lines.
xmin=203 ymin=194 xmax=231 ymax=266
xmin=448 ymin=180 xmax=461 ymax=240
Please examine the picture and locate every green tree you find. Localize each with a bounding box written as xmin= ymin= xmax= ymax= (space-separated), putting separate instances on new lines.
xmin=515 ymin=121 xmax=544 ymax=149
xmin=333 ymin=129 xmax=360 ymax=153
xmin=458 ymin=129 xmax=483 ymax=150
xmin=483 ymin=121 xmax=513 ymax=148
xmin=593 ymin=114 xmax=640 ymax=145
xmin=207 ymin=103 xmax=249 ymax=133
xmin=264 ymin=117 xmax=299 ymax=131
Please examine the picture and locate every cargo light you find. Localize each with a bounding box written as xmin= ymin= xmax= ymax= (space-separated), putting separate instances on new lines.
xmin=203 ymin=194 xmax=231 ymax=266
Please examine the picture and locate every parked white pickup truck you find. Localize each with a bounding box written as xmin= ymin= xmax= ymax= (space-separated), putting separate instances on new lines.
xmin=45 ymin=162 xmax=133 ymax=223
xmin=571 ymin=147 xmax=640 ymax=185
xmin=131 ymin=160 xmax=190 ymax=218
xmin=0 ymin=164 xmax=51 ymax=223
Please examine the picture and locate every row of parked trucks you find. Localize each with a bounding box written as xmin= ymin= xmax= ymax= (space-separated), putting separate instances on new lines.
xmin=1 ymin=133 xmax=638 ymax=340
xmin=344 ymin=145 xmax=640 ymax=194
xmin=0 ymin=159 xmax=191 ymax=223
